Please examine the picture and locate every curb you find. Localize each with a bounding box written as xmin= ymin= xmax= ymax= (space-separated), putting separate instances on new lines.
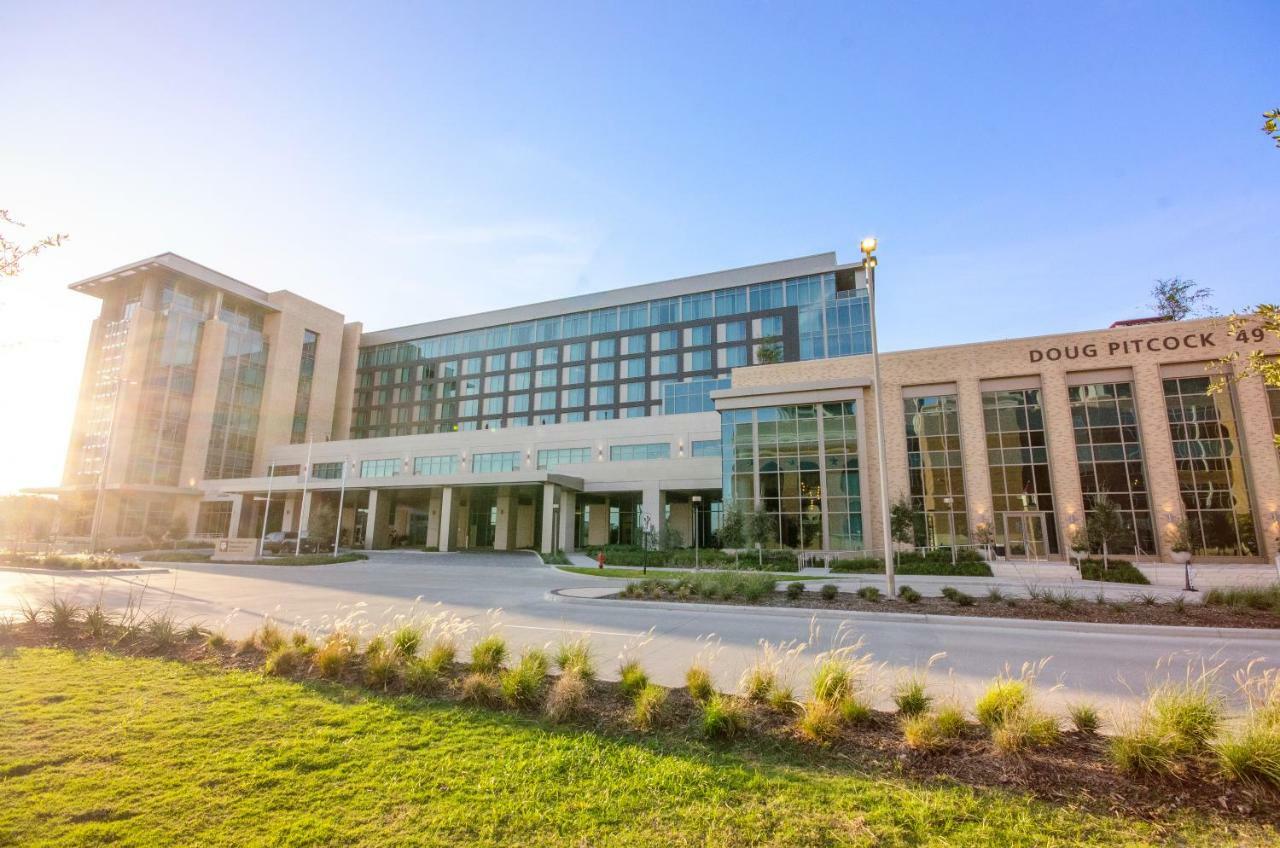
xmin=546 ymin=588 xmax=1280 ymax=641
xmin=0 ymin=566 xmax=171 ymax=577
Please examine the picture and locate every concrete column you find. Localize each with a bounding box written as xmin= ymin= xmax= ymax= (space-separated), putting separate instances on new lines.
xmin=426 ymin=489 xmax=442 ymax=549
xmin=494 ymin=487 xmax=514 ymax=551
xmin=281 ymin=495 xmax=298 ymax=532
xmin=540 ymin=482 xmax=557 ymax=554
xmin=438 ymin=486 xmax=455 ymax=552
xmin=559 ymin=490 xmax=577 ymax=553
xmin=228 ymin=494 xmax=244 ymax=538
xmin=641 ymin=484 xmax=664 ymax=540
xmin=363 ymin=490 xmax=378 ymax=549
xmin=297 ymin=490 xmax=313 ymax=538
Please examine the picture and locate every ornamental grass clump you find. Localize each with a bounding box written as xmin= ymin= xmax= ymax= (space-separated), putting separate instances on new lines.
xmin=700 ymin=693 xmax=747 ymax=740
xmin=856 ymin=586 xmax=881 ymax=602
xmin=500 ymin=648 xmax=549 ymax=707
xmin=1110 ymin=662 xmax=1224 ymax=775
xmin=313 ymin=630 xmax=357 ymax=679
xmin=544 ymin=671 xmax=588 ymax=723
xmin=403 ymin=657 xmax=441 ymax=694
xmin=47 ymin=597 xmax=82 ymax=637
xmin=796 ymin=699 xmax=843 ymax=745
xmin=975 ymin=659 xmax=1059 ymax=754
xmin=391 ymin=625 xmax=421 ymax=660
xmin=618 ymin=660 xmax=649 ymax=698
xmin=1068 ymin=702 xmax=1102 ymax=735
xmin=362 ymin=640 xmax=400 ymax=690
xmin=460 ymin=672 xmax=503 ymax=707
xmin=820 ymin=584 xmax=838 ymax=601
xmin=686 ymin=664 xmax=714 ymax=703
xmin=470 ymin=635 xmax=508 ymax=674
xmin=785 ymin=581 xmax=804 ymax=600
xmin=555 ymin=638 xmax=596 ymax=680
xmin=263 ymin=645 xmax=306 ymax=677
xmin=631 ymin=683 xmax=670 ymax=731
xmin=892 ymin=654 xmax=944 ymax=718
xmin=901 ymin=706 xmax=966 ymax=751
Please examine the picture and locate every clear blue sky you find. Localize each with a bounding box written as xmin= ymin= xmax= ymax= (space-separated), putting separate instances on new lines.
xmin=1 ymin=1 xmax=1276 ymax=491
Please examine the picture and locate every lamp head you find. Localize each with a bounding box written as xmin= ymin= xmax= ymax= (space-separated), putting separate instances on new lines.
xmin=859 ymin=236 xmax=878 ymax=255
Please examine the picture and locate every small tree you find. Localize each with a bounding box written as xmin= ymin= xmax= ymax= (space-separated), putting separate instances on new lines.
xmin=1217 ymin=305 xmax=1280 ymax=449
xmin=889 ymin=496 xmax=917 ymax=551
xmin=1148 ymin=277 xmax=1213 ymax=321
xmin=718 ymin=501 xmax=747 ymax=549
xmin=1085 ymin=496 xmax=1126 ymax=572
xmin=308 ymin=501 xmax=338 ymax=549
xmin=166 ymin=512 xmax=190 ymax=549
xmin=972 ymin=522 xmax=994 ymax=560
xmin=746 ymin=505 xmax=776 ymax=568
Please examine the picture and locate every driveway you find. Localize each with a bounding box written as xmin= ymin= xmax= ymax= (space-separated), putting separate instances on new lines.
xmin=3 ymin=550 xmax=1276 ymax=714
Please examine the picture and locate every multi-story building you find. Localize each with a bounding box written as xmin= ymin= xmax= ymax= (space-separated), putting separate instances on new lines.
xmin=38 ymin=250 xmax=1280 ymax=564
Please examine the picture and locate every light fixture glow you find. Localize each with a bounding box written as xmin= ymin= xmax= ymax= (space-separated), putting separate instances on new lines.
xmin=860 ymin=236 xmax=878 ymax=255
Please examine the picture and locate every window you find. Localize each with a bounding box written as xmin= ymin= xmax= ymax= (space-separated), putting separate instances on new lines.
xmin=462 ymin=357 xmax=482 ymax=375
xmin=1164 ymin=376 xmax=1259 ymax=556
xmin=662 ymin=378 xmax=728 ymax=415
xmin=472 ymin=451 xmax=521 ymax=473
xmin=622 ymin=382 xmax=646 ymax=403
xmin=621 ymin=334 xmax=646 ymax=355
xmin=653 ymin=354 xmax=678 ymax=375
xmin=685 ymin=325 xmax=712 ymax=346
xmin=562 ymin=411 xmax=585 ymax=422
xmin=624 ymin=406 xmax=647 ymax=418
xmin=534 ymin=413 xmax=557 ymax=425
xmin=591 ymin=362 xmax=616 ymax=381
xmin=720 ymin=346 xmax=748 ymax=368
xmin=196 ymin=502 xmax=232 ymax=537
xmin=1068 ymin=382 xmax=1155 ymax=555
xmin=563 ymin=313 xmax=588 ymax=337
xmin=619 ymin=303 xmax=649 ymax=330
xmin=562 ymin=365 xmax=586 ymax=384
xmin=537 ymin=447 xmax=590 ymax=469
xmin=484 ymin=375 xmax=505 ymax=393
xmin=692 ymin=439 xmax=721 ymax=457
xmin=414 ymin=455 xmax=459 ymax=476
xmin=749 ymin=281 xmax=784 ymax=310
xmin=508 ymin=417 xmax=529 ymax=427
xmin=536 ymin=317 xmax=561 ymax=342
xmin=650 ymin=298 xmax=679 ymax=325
xmin=361 ymin=458 xmax=399 ymax=478
xmin=535 ymin=368 xmax=557 ymax=388
xmin=561 ymin=388 xmax=586 ymax=407
xmin=564 ymin=342 xmax=587 ymax=362
xmin=459 ymin=399 xmax=479 ymax=417
xmin=510 ymin=372 xmax=531 ymax=391
xmin=461 ymin=378 xmax=480 ymax=396
xmin=755 ymin=315 xmax=783 ymax=338
xmin=722 ymin=321 xmax=747 ymax=342
xmin=510 ymin=350 xmax=532 ymax=369
xmin=311 ymin=461 xmax=344 ymax=479
xmin=509 ymin=394 xmax=530 ymax=413
xmin=482 ymin=397 xmax=504 ymax=415
xmin=535 ymin=391 xmax=556 ymax=411
xmin=591 ymin=385 xmax=615 ymax=405
xmin=290 ymin=329 xmax=318 ymax=444
xmin=270 ymin=464 xmax=302 ymax=477
xmin=715 ymin=286 xmax=747 ymax=316
xmin=683 ymin=350 xmax=713 ymax=371
xmin=681 ymin=292 xmax=713 ymax=321
xmin=592 ymin=338 xmax=616 ymax=358
xmin=622 ymin=358 xmax=646 ymax=378
xmin=654 ymin=330 xmax=679 ymax=351
xmin=982 ymin=388 xmax=1058 ymax=555
xmin=589 ymin=308 xmax=617 ymax=334
xmin=903 ymin=395 xmax=969 ymax=549
xmin=591 ymin=409 xmax=615 ymax=421
xmin=485 ymin=354 xmax=505 ymax=372
xmin=610 ymin=443 xmax=671 ymax=461
xmin=537 ymin=346 xmax=559 ymax=366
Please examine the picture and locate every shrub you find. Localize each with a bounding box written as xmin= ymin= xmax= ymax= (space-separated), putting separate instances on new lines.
xmin=314 ymin=631 xmax=356 ymax=679
xmin=47 ymin=597 xmax=82 ymax=637
xmin=85 ymin=605 xmax=111 ymax=640
xmin=391 ymin=625 xmax=421 ymax=659
xmin=898 ymin=585 xmax=922 ymax=603
xmin=500 ymin=649 xmax=549 ymax=707
xmin=263 ymin=645 xmax=305 ymax=677
xmin=935 ymin=703 xmax=967 ymax=737
xmin=1204 ymin=584 xmax=1280 ymax=611
xmin=460 ymin=672 xmax=503 ymax=707
xmin=894 ymin=676 xmax=932 ymax=717
xmin=811 ymin=658 xmax=855 ymax=705
xmin=423 ymin=638 xmax=457 ymax=672
xmin=1079 ymin=558 xmax=1150 ymax=585
xmin=828 ymin=557 xmax=884 ymax=573
xmin=1215 ymin=722 xmax=1280 ymax=789
xmin=470 ymin=635 xmax=508 ymax=673
xmin=1068 ymin=702 xmax=1102 ymax=735
xmin=785 ymin=581 xmax=804 ymax=600
xmin=839 ymin=697 xmax=874 ymax=726
xmin=975 ymin=677 xmax=1030 ymax=729
xmin=631 ymin=684 xmax=669 ymax=731
xmin=940 ymin=587 xmax=974 ymax=606
xmin=820 ymin=584 xmax=838 ymax=601
xmin=986 ymin=588 xmax=1005 ymax=603
xmin=1109 ymin=723 xmax=1182 ymax=776
xmin=363 ymin=646 xmax=400 ymax=690
xmin=618 ymin=660 xmax=649 ymax=698
xmin=902 ymin=712 xmax=960 ymax=751
xmin=545 ymin=671 xmax=588 ymax=723
xmin=829 ymin=556 xmax=992 ymax=577
xmin=403 ymin=658 xmax=441 ymax=694
xmin=700 ymin=693 xmax=747 ymax=740
xmin=856 ymin=586 xmax=882 ymax=602
xmin=992 ymin=708 xmax=1060 ymax=754
xmin=1147 ymin=680 xmax=1222 ymax=753
xmin=555 ymin=638 xmax=596 ymax=680
xmin=740 ymin=662 xmax=776 ymax=703
xmin=686 ymin=664 xmax=714 ymax=703
xmin=253 ymin=621 xmax=286 ymax=653
xmin=290 ymin=630 xmax=312 ymax=652
xmin=145 ymin=614 xmax=182 ymax=653
xmin=796 ymin=699 xmax=842 ymax=744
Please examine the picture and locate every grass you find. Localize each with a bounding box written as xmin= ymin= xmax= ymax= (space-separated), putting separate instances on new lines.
xmin=2 ymin=649 xmax=1261 ymax=846
xmin=562 ymin=565 xmax=818 ymax=581
xmin=0 ymin=552 xmax=136 ymax=570
xmin=829 ymin=555 xmax=993 ymax=577
xmin=1079 ymin=559 xmax=1151 ymax=585
xmin=623 ymin=572 xmax=780 ymax=603
xmin=554 ymin=638 xmax=596 ymax=680
xmin=470 ymin=635 xmax=508 ymax=673
xmin=138 ymin=551 xmax=369 ymax=565
xmin=1205 ymin=584 xmax=1280 ymax=612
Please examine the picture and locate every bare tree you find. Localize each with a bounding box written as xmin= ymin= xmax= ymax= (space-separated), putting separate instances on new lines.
xmin=1148 ymin=277 xmax=1213 ymax=321
xmin=1 ymin=209 xmax=68 ymax=277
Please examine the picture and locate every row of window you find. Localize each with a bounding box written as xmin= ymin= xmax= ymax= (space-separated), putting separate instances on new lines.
xmin=340 ymin=440 xmax=703 ymax=479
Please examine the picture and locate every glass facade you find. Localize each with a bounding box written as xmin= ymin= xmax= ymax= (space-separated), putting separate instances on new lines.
xmin=1163 ymin=376 xmax=1259 ymax=556
xmin=205 ymin=301 xmax=269 ymax=479
xmin=609 ymin=443 xmax=671 ymax=462
xmin=472 ymin=451 xmax=521 ymax=473
xmin=982 ymin=388 xmax=1059 ymax=555
xmin=903 ymin=395 xmax=969 ymax=548
xmin=128 ymin=282 xmax=205 ymax=486
xmin=290 ymin=330 xmax=318 ymax=444
xmin=691 ymin=439 xmax=721 ymax=458
xmin=1068 ymin=382 xmax=1156 ymax=555
xmin=720 ymin=403 xmax=861 ymax=550
xmin=350 ymin=271 xmax=870 ymax=438
xmin=311 ymin=461 xmax=345 ymax=479
xmin=75 ymin=294 xmax=139 ymax=482
xmin=537 ymin=447 xmax=590 ymax=469
xmin=360 ymin=458 xmax=399 ymax=478
xmin=414 ymin=455 xmax=460 ymax=476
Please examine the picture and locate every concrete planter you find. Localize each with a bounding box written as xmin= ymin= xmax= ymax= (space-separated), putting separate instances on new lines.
xmin=1170 ymin=550 xmax=1192 ymax=565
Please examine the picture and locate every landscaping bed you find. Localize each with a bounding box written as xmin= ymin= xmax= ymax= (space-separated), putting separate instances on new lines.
xmin=0 ymin=553 xmax=135 ymax=571
xmin=138 ymin=551 xmax=368 ymax=566
xmin=558 ymin=565 xmax=821 ymax=582
xmin=3 ymin=614 xmax=1279 ymax=843
xmin=583 ymin=544 xmax=800 ymax=572
xmin=615 ymin=579 xmax=1280 ymax=629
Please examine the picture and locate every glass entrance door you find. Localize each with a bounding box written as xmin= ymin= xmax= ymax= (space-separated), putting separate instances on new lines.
xmin=1004 ymin=512 xmax=1047 ymax=560
xmin=466 ymin=490 xmax=497 ymax=548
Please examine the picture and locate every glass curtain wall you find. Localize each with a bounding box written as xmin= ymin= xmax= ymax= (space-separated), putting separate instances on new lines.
xmin=290 ymin=330 xmax=318 ymax=444
xmin=127 ymin=282 xmax=205 ymax=486
xmin=1163 ymin=376 xmax=1259 ymax=556
xmin=719 ymin=402 xmax=861 ymax=550
xmin=903 ymin=395 xmax=969 ymax=548
xmin=205 ymin=302 xmax=269 ymax=479
xmin=75 ymin=293 xmax=140 ymax=482
xmin=982 ymin=388 xmax=1059 ymax=554
xmin=1068 ymin=382 xmax=1156 ymax=554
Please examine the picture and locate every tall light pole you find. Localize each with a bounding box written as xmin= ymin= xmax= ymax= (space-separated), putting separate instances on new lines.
xmin=691 ymin=494 xmax=702 ymax=570
xmin=295 ymin=434 xmax=314 ymax=556
xmin=258 ymin=462 xmax=276 ymax=558
xmin=862 ymin=237 xmax=896 ymax=596
xmin=333 ymin=459 xmax=348 ymax=556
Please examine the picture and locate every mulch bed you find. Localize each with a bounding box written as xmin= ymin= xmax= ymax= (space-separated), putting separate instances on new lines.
xmin=3 ymin=620 xmax=1277 ymax=829
xmin=614 ymin=587 xmax=1280 ymax=629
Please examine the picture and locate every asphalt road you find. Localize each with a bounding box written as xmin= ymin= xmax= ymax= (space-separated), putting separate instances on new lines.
xmin=4 ymin=550 xmax=1276 ymax=714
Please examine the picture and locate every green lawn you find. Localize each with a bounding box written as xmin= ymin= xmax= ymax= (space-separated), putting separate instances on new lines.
xmin=0 ymin=649 xmax=1268 ymax=847
xmin=139 ymin=551 xmax=367 ymax=566
xmin=557 ymin=565 xmax=822 ymax=581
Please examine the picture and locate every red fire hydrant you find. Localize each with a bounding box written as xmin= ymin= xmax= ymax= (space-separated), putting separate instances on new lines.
xmin=597 ymin=551 xmax=605 ymax=570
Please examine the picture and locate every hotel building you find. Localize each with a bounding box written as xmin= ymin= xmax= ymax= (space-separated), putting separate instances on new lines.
xmin=41 ymin=251 xmax=1280 ymax=564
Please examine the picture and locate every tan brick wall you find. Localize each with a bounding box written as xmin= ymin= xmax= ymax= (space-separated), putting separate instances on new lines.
xmin=729 ymin=317 xmax=1280 ymax=562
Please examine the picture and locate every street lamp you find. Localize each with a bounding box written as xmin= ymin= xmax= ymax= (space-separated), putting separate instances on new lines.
xmin=862 ymin=236 xmax=896 ymax=596
xmin=943 ymin=496 xmax=957 ymax=566
xmin=691 ymin=495 xmax=702 ymax=570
